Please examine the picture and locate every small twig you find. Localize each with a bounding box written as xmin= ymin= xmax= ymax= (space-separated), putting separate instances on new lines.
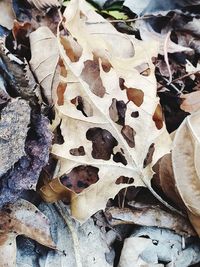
xmin=85 ymin=15 xmax=169 ymax=24
xmin=158 ymin=70 xmax=200 ymax=90
xmin=164 ymin=31 xmax=172 ymax=84
xmin=55 ymin=201 xmax=83 ymax=267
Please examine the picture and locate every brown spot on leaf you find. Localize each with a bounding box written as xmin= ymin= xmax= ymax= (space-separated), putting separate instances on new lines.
xmin=109 ymin=98 xmax=127 ymax=126
xmin=71 ymin=96 xmax=93 ymax=117
xmin=101 ymin=60 xmax=112 ymax=73
xmin=60 ymin=165 xmax=99 ymax=193
xmin=113 ymin=152 xmax=127 ymax=166
xmin=115 ymin=176 xmax=134 ymax=185
xmin=57 ymin=82 xmax=67 ymax=106
xmin=143 ymin=143 xmax=155 ymax=168
xmin=153 ymin=104 xmax=163 ymax=130
xmin=59 ymin=58 xmax=68 ymax=78
xmin=81 ymin=59 xmax=106 ymax=97
xmin=86 ymin=127 xmax=118 ymax=160
xmin=70 ymin=146 xmax=85 ymax=156
xmin=121 ymin=125 xmax=136 ymax=148
xmin=60 ymin=36 xmax=82 ymax=62
xmin=126 ymin=88 xmax=144 ymax=107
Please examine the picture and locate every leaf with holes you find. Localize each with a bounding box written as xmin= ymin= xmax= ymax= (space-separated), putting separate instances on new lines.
xmin=40 ymin=0 xmax=171 ymax=222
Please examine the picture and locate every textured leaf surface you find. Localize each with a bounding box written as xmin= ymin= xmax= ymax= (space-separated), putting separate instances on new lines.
xmin=0 ymin=199 xmax=55 ymax=267
xmin=40 ymin=0 xmax=171 ymax=222
xmin=30 ymin=26 xmax=59 ymax=104
xmin=172 ymin=110 xmax=200 ymax=235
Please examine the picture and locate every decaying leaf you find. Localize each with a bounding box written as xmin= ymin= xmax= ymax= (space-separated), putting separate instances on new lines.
xmin=40 ymin=0 xmax=171 ymax=222
xmin=118 ymin=226 xmax=200 ymax=267
xmin=0 ymin=199 xmax=55 ymax=267
xmin=180 ymin=91 xmax=200 ymax=113
xmin=26 ymin=0 xmax=60 ymax=10
xmin=29 ymin=26 xmax=59 ymax=104
xmin=105 ymin=204 xmax=195 ymax=236
xmin=0 ymin=99 xmax=30 ymax=176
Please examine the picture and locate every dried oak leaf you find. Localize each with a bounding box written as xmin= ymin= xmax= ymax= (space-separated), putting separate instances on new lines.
xmin=0 ymin=199 xmax=55 ymax=267
xmin=40 ymin=0 xmax=171 ymax=222
xmin=29 ymin=26 xmax=60 ymax=104
xmin=0 ymin=99 xmax=30 ymax=176
xmin=172 ymin=110 xmax=200 ymax=236
xmin=0 ymin=114 xmax=52 ymax=207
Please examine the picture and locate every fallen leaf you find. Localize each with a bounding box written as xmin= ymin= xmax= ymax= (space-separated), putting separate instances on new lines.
xmin=180 ymin=91 xmax=200 ymax=113
xmin=26 ymin=0 xmax=60 ymax=10
xmin=172 ymin=110 xmax=200 ymax=235
xmin=40 ymin=0 xmax=172 ymax=222
xmin=105 ymin=205 xmax=195 ymax=236
xmin=0 ymin=0 xmax=16 ymax=30
xmin=0 ymin=199 xmax=55 ymax=267
xmin=119 ymin=226 xmax=200 ymax=267
xmin=29 ymin=26 xmax=59 ymax=104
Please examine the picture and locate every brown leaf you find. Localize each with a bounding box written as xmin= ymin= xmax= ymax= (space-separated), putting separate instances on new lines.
xmin=105 ymin=205 xmax=196 ymax=236
xmin=0 ymin=199 xmax=55 ymax=267
xmin=180 ymin=91 xmax=200 ymax=113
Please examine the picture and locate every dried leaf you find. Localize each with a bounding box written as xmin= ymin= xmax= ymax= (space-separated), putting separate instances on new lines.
xmin=180 ymin=91 xmax=200 ymax=113
xmin=29 ymin=26 xmax=59 ymax=104
xmin=0 ymin=99 xmax=30 ymax=176
xmin=40 ymin=0 xmax=171 ymax=222
xmin=105 ymin=205 xmax=195 ymax=236
xmin=0 ymin=199 xmax=55 ymax=267
xmin=0 ymin=1 xmax=16 ymax=30
xmin=119 ymin=226 xmax=200 ymax=267
xmin=26 ymin=0 xmax=60 ymax=10
xmin=172 ymin=110 xmax=200 ymax=235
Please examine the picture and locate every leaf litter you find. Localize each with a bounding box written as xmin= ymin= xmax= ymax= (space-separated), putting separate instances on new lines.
xmin=0 ymin=0 xmax=200 ymax=266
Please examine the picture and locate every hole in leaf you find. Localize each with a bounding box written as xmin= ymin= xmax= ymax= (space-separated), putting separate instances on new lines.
xmin=119 ymin=78 xmax=125 ymax=90
xmin=126 ymin=88 xmax=144 ymax=107
xmin=60 ymin=165 xmax=99 ymax=193
xmin=153 ymin=104 xmax=163 ymax=130
xmin=115 ymin=176 xmax=134 ymax=185
xmin=143 ymin=143 xmax=155 ymax=168
xmin=60 ymin=35 xmax=82 ymax=62
xmin=86 ymin=127 xmax=118 ymax=160
xmin=135 ymin=63 xmax=150 ymax=76
xmin=69 ymin=146 xmax=85 ymax=156
xmin=121 ymin=125 xmax=136 ymax=148
xmin=57 ymin=82 xmax=67 ymax=106
xmin=81 ymin=58 xmax=106 ymax=98
xmin=71 ymin=96 xmax=93 ymax=117
xmin=131 ymin=111 xmax=139 ymax=118
xmin=109 ymin=98 xmax=127 ymax=126
xmin=53 ymin=122 xmax=64 ymax=145
xmin=113 ymin=152 xmax=127 ymax=166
